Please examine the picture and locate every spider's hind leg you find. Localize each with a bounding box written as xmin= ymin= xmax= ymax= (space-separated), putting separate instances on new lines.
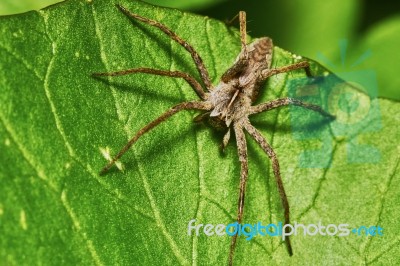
xmin=100 ymin=101 xmax=211 ymax=175
xmin=228 ymin=123 xmax=249 ymax=265
xmin=243 ymin=121 xmax=293 ymax=256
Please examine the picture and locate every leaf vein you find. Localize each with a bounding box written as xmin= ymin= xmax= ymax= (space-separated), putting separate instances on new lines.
xmin=61 ymin=190 xmax=104 ymax=266
xmin=367 ymin=154 xmax=400 ymax=261
xmin=0 ymin=113 xmax=58 ymax=191
xmin=296 ymin=143 xmax=338 ymax=220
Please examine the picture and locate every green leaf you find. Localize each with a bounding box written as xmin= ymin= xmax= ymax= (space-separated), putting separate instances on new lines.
xmin=1 ymin=0 xmax=399 ymax=265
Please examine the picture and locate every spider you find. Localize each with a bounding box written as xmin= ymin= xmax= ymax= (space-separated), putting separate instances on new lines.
xmin=93 ymin=4 xmax=335 ymax=265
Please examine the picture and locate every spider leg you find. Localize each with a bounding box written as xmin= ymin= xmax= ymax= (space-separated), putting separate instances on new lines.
xmin=92 ymin=67 xmax=208 ymax=100
xmin=249 ymin=97 xmax=335 ymax=119
xmin=225 ymin=11 xmax=247 ymax=51
xmin=242 ymin=121 xmax=293 ymax=256
xmin=116 ymin=4 xmax=213 ymax=90
xmin=238 ymin=11 xmax=247 ymax=53
xmin=261 ymin=61 xmax=312 ymax=80
xmin=222 ymin=11 xmax=249 ymax=83
xmin=229 ymin=122 xmax=249 ymax=266
xmin=100 ymin=101 xmax=212 ymax=175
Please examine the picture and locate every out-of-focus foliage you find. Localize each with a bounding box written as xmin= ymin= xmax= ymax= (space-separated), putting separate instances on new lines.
xmin=0 ymin=0 xmax=63 ymax=15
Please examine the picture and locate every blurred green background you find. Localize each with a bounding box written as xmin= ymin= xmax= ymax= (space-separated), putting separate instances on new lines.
xmin=1 ymin=0 xmax=399 ymax=100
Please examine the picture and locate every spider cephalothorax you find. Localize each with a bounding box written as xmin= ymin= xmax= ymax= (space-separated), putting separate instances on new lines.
xmin=94 ymin=5 xmax=334 ymax=265
xmin=209 ymin=38 xmax=273 ymax=125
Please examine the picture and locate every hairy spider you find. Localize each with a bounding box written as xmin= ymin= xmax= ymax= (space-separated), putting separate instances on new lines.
xmin=93 ymin=4 xmax=334 ymax=265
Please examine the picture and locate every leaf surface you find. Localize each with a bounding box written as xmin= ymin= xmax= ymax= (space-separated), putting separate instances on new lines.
xmin=0 ymin=0 xmax=399 ymax=264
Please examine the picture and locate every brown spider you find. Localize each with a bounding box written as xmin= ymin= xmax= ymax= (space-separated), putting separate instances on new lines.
xmin=93 ymin=4 xmax=334 ymax=265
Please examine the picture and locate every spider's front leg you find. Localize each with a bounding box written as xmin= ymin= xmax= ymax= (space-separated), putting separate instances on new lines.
xmin=221 ymin=11 xmax=249 ymax=83
xmin=254 ymin=59 xmax=336 ymax=119
xmin=229 ymin=122 xmax=249 ymax=266
xmin=261 ymin=61 xmax=313 ymax=80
